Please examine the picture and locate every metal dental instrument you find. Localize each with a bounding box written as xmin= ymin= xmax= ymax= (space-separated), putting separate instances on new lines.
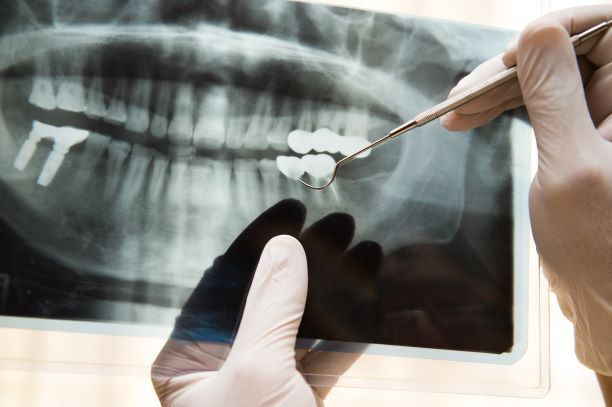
xmin=299 ymin=20 xmax=612 ymax=190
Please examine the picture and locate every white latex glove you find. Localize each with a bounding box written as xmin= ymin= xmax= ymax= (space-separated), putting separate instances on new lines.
xmin=152 ymin=235 xmax=318 ymax=407
xmin=442 ymin=4 xmax=612 ymax=383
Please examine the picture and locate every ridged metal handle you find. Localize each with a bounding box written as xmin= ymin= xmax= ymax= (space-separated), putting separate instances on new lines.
xmin=413 ymin=67 xmax=518 ymax=126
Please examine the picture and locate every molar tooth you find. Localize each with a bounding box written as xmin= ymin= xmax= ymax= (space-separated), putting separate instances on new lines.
xmin=85 ymin=77 xmax=107 ymax=118
xmin=168 ymin=84 xmax=195 ymax=145
xmin=287 ymin=129 xmax=312 ymax=154
xmin=243 ymin=93 xmax=273 ymax=150
xmin=14 ymin=121 xmax=48 ymax=171
xmin=150 ymin=81 xmax=172 ymax=139
xmin=267 ymin=97 xmax=292 ymax=152
xmin=275 ymin=155 xmax=304 ymax=180
xmin=125 ymin=79 xmax=151 ymax=133
xmin=296 ymin=100 xmax=315 ymax=131
xmin=56 ymin=76 xmax=86 ymax=112
xmin=301 ymin=153 xmax=336 ymax=179
xmin=193 ymin=86 xmax=228 ymax=150
xmin=104 ymin=139 xmax=131 ymax=197
xmin=311 ymin=128 xmax=340 ymax=154
xmin=317 ymin=104 xmax=346 ymax=133
xmin=37 ymin=127 xmax=90 ymax=187
xmin=117 ymin=144 xmax=153 ymax=208
xmin=105 ymin=79 xmax=128 ymax=124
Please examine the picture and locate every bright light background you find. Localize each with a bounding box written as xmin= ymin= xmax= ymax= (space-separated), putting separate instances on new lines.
xmin=0 ymin=0 xmax=609 ymax=406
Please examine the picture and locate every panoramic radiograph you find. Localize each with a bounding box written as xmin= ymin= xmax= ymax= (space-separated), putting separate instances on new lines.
xmin=0 ymin=0 xmax=524 ymax=353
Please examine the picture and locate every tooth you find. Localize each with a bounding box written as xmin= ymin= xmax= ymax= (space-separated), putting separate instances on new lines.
xmin=117 ymin=144 xmax=153 ymax=208
xmin=287 ymin=129 xmax=313 ymax=154
xmin=38 ymin=127 xmax=90 ymax=187
xmin=104 ymin=140 xmax=131 ymax=197
xmin=193 ymin=86 xmax=227 ymax=150
xmin=243 ymin=93 xmax=273 ymax=150
xmin=344 ymin=108 xmax=369 ymax=139
xmin=267 ymin=97 xmax=292 ymax=152
xmin=105 ymin=79 xmax=128 ymax=124
xmin=275 ymin=155 xmax=304 ymax=180
xmin=233 ymin=159 xmax=262 ymax=218
xmin=225 ymin=88 xmax=249 ymax=150
xmin=74 ymin=132 xmax=111 ymax=186
xmin=56 ymin=76 xmax=86 ymax=112
xmin=125 ymin=79 xmax=151 ymax=133
xmin=147 ymin=154 xmax=169 ymax=204
xmin=29 ymin=55 xmax=56 ymax=110
xmin=339 ymin=136 xmax=371 ymax=158
xmin=311 ymin=127 xmax=340 ymax=154
xmin=296 ymin=100 xmax=315 ymax=131
xmin=14 ymin=121 xmax=47 ymax=171
xmin=259 ymin=158 xmax=282 ymax=208
xmin=150 ymin=81 xmax=172 ymax=139
xmin=85 ymin=77 xmax=107 ymax=118
xmin=301 ymin=154 xmax=336 ymax=179
xmin=168 ymin=84 xmax=195 ymax=145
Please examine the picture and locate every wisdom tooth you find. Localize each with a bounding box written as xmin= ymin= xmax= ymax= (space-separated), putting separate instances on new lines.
xmin=193 ymin=86 xmax=227 ymax=150
xmin=150 ymin=81 xmax=172 ymax=139
xmin=125 ymin=79 xmax=151 ymax=133
xmin=85 ymin=77 xmax=107 ymax=118
xmin=105 ymin=80 xmax=128 ymax=124
xmin=56 ymin=76 xmax=86 ymax=113
xmin=37 ymin=127 xmax=90 ymax=187
xmin=301 ymin=154 xmax=336 ymax=179
xmin=275 ymin=155 xmax=304 ymax=180
xmin=168 ymin=84 xmax=195 ymax=145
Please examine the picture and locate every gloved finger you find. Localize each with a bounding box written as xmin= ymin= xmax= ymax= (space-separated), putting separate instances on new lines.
xmin=442 ymin=96 xmax=523 ymax=132
xmin=517 ymin=19 xmax=600 ymax=167
xmin=598 ymin=115 xmax=612 ymax=142
xmin=586 ymin=63 xmax=612 ymax=127
xmin=173 ymin=199 xmax=305 ymax=342
xmin=447 ymin=54 xmax=521 ymax=116
xmin=503 ymin=5 xmax=612 ymax=68
xmin=230 ymin=236 xmax=308 ymax=363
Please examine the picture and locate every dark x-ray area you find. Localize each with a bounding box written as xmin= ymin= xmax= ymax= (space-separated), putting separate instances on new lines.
xmin=0 ymin=0 xmax=527 ymax=354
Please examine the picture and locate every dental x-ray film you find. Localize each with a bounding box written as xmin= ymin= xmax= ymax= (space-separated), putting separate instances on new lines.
xmin=0 ymin=0 xmax=529 ymax=355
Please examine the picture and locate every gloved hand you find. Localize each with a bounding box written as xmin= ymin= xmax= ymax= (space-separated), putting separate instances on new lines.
xmin=442 ymin=5 xmax=612 ymax=378
xmin=151 ymin=199 xmax=382 ymax=406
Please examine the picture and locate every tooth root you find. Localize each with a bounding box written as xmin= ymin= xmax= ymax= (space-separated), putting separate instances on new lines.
xmin=104 ymin=140 xmax=131 ymax=197
xmin=166 ymin=160 xmax=190 ymax=206
xmin=147 ymin=154 xmax=169 ymax=204
xmin=105 ymin=79 xmax=128 ymax=124
xmin=259 ymin=158 xmax=282 ymax=208
xmin=267 ymin=98 xmax=292 ymax=152
xmin=74 ymin=132 xmax=111 ymax=186
xmin=233 ymin=159 xmax=261 ymax=219
xmin=125 ymin=79 xmax=151 ymax=133
xmin=243 ymin=93 xmax=273 ymax=150
xmin=29 ymin=76 xmax=57 ymax=110
xmin=150 ymin=81 xmax=172 ymax=139
xmin=296 ymin=100 xmax=314 ymax=131
xmin=85 ymin=77 xmax=107 ymax=118
xmin=275 ymin=155 xmax=305 ymax=180
xmin=344 ymin=108 xmax=369 ymax=139
xmin=193 ymin=86 xmax=227 ymax=150
xmin=317 ymin=104 xmax=346 ymax=133
xmin=117 ymin=144 xmax=153 ymax=208
xmin=56 ymin=76 xmax=86 ymax=112
xmin=168 ymin=84 xmax=195 ymax=145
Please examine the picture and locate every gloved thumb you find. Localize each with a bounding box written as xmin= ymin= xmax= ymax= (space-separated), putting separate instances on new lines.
xmin=513 ymin=19 xmax=600 ymax=171
xmin=229 ymin=235 xmax=308 ymax=366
